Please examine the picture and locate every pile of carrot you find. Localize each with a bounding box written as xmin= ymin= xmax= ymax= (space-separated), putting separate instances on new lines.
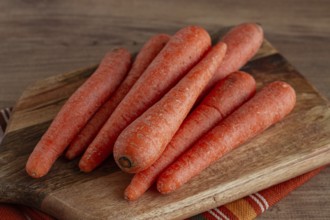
xmin=26 ymin=23 xmax=296 ymax=201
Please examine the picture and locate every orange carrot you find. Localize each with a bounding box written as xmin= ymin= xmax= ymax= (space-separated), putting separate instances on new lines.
xmin=65 ymin=34 xmax=170 ymax=160
xmin=26 ymin=48 xmax=131 ymax=178
xmin=114 ymin=42 xmax=227 ymax=173
xmin=157 ymin=81 xmax=296 ymax=194
xmin=79 ymin=26 xmax=212 ymax=172
xmin=124 ymin=71 xmax=256 ymax=200
xmin=204 ymin=23 xmax=263 ymax=95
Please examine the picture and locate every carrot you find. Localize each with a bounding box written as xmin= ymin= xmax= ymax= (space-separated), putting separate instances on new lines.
xmin=203 ymin=23 xmax=263 ymax=95
xmin=114 ymin=42 xmax=227 ymax=174
xmin=26 ymin=48 xmax=131 ymax=178
xmin=79 ymin=26 xmax=212 ymax=172
xmin=124 ymin=71 xmax=256 ymax=200
xmin=65 ymin=34 xmax=170 ymax=160
xmin=157 ymin=81 xmax=296 ymax=194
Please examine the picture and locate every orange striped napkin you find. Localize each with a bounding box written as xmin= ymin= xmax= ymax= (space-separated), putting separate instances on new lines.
xmin=190 ymin=167 xmax=324 ymax=220
xmin=0 ymin=108 xmax=326 ymax=220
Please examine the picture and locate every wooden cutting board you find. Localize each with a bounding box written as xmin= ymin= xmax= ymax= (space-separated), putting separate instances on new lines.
xmin=0 ymin=29 xmax=330 ymax=220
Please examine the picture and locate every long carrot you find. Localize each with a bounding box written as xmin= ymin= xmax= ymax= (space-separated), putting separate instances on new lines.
xmin=26 ymin=48 xmax=131 ymax=178
xmin=79 ymin=26 xmax=212 ymax=172
xmin=65 ymin=34 xmax=170 ymax=160
xmin=203 ymin=23 xmax=263 ymax=96
xmin=114 ymin=42 xmax=227 ymax=174
xmin=124 ymin=71 xmax=256 ymax=200
xmin=157 ymin=81 xmax=296 ymax=194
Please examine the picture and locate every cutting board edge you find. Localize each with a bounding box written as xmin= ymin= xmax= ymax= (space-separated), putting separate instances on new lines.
xmin=136 ymin=147 xmax=330 ymax=220
xmin=38 ymin=142 xmax=330 ymax=220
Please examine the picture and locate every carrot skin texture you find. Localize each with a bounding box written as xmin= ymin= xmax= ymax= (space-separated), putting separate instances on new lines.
xmin=114 ymin=42 xmax=227 ymax=174
xmin=157 ymin=81 xmax=296 ymax=194
xmin=79 ymin=26 xmax=212 ymax=172
xmin=124 ymin=71 xmax=256 ymax=200
xmin=65 ymin=34 xmax=170 ymax=160
xmin=25 ymin=49 xmax=131 ymax=178
xmin=204 ymin=23 xmax=263 ymax=94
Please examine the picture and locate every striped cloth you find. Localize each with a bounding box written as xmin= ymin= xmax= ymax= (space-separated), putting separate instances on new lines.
xmin=192 ymin=167 xmax=324 ymax=220
xmin=0 ymin=108 xmax=325 ymax=220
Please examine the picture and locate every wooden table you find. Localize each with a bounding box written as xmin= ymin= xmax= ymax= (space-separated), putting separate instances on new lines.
xmin=0 ymin=0 xmax=329 ymax=219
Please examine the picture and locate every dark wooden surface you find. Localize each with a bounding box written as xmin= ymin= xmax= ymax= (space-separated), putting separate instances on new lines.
xmin=0 ymin=0 xmax=329 ymax=219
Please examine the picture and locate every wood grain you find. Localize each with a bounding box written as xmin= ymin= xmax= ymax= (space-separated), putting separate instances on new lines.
xmin=0 ymin=0 xmax=329 ymax=219
xmin=0 ymin=36 xmax=329 ymax=219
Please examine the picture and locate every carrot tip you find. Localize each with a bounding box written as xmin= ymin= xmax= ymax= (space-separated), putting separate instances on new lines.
xmin=118 ymin=156 xmax=132 ymax=168
xmin=27 ymin=170 xmax=41 ymax=178
xmin=80 ymin=167 xmax=91 ymax=173
xmin=124 ymin=193 xmax=134 ymax=201
xmin=65 ymin=152 xmax=74 ymax=160
xmin=79 ymin=160 xmax=93 ymax=173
